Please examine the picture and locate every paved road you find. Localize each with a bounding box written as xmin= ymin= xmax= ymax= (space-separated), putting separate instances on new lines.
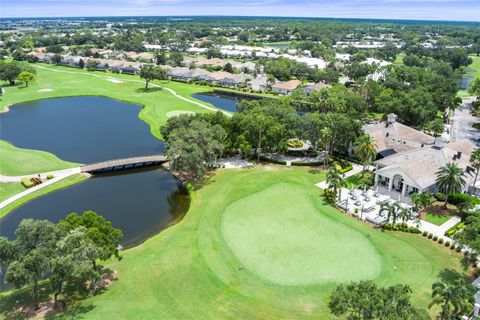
xmin=450 ymin=101 xmax=479 ymax=145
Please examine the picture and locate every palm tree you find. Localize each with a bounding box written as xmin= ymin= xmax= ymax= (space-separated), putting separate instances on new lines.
xmin=326 ymin=167 xmax=346 ymax=201
xmin=379 ymin=202 xmax=401 ymax=224
xmin=435 ymin=163 xmax=466 ymax=209
xmin=470 ymin=148 xmax=480 ymax=192
xmin=353 ymin=134 xmax=377 ymax=174
xmin=411 ymin=192 xmax=433 ymax=213
xmin=431 ymin=278 xmax=474 ymax=319
xmin=398 ymin=206 xmax=412 ymax=224
xmin=320 ymin=127 xmax=332 ymax=169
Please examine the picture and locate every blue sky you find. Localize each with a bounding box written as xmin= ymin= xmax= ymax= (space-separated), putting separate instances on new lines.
xmin=2 ymin=0 xmax=479 ymax=21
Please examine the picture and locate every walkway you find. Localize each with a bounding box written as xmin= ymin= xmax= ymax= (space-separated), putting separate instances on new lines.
xmin=34 ymin=65 xmax=232 ymax=117
xmin=0 ymin=167 xmax=82 ymax=210
xmin=408 ymin=216 xmax=461 ymax=242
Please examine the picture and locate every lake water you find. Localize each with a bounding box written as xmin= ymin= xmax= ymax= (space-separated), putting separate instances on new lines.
xmin=0 ymin=96 xmax=189 ymax=247
xmin=192 ymin=92 xmax=242 ymax=112
xmin=0 ymin=167 xmax=189 ymax=248
xmin=0 ymin=96 xmax=163 ymax=163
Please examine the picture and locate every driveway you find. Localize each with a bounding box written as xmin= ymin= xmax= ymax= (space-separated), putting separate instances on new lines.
xmin=450 ymin=101 xmax=479 ymax=145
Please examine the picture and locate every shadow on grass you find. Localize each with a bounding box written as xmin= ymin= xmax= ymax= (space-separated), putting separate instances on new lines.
xmin=438 ymin=268 xmax=465 ymax=283
xmin=0 ymin=267 xmax=115 ymax=320
xmin=46 ymin=304 xmax=96 ymax=320
xmin=0 ymin=282 xmax=50 ymax=320
xmin=135 ymin=87 xmax=163 ymax=93
xmin=308 ymin=169 xmax=324 ymax=175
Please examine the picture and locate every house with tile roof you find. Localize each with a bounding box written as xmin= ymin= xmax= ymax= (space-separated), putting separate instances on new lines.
xmin=271 ymin=79 xmax=301 ymax=95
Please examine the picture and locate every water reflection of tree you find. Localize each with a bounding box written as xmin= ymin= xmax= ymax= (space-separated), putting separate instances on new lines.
xmin=167 ymin=184 xmax=191 ymax=219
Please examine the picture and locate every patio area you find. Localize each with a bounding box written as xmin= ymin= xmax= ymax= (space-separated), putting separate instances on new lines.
xmin=336 ymin=187 xmax=416 ymax=225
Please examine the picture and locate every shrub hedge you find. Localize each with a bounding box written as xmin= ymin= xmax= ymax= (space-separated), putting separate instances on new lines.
xmin=381 ymin=223 xmax=421 ymax=234
xmin=444 ymin=222 xmax=464 ymax=237
xmin=434 ymin=193 xmax=446 ymax=201
xmin=21 ymin=177 xmax=33 ymax=188
xmin=448 ymin=193 xmax=480 ymax=206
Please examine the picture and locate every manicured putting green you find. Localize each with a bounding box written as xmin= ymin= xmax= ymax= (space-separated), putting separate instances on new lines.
xmin=222 ymin=183 xmax=381 ymax=285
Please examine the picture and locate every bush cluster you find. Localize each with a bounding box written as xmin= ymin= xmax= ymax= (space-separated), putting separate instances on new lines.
xmin=444 ymin=222 xmax=464 ymax=237
xmin=331 ymin=157 xmax=353 ymax=173
xmin=434 ymin=192 xmax=446 ymax=201
xmin=448 ymin=193 xmax=480 ymax=206
xmin=21 ymin=177 xmax=33 ymax=188
xmin=381 ymin=223 xmax=421 ymax=234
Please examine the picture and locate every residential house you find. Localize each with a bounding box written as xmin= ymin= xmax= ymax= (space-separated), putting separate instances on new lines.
xmin=304 ymin=82 xmax=331 ymax=94
xmin=220 ymin=74 xmax=253 ymax=88
xmin=249 ymin=75 xmax=269 ymax=92
xmin=271 ymin=79 xmax=301 ymax=95
xmin=167 ymin=67 xmax=190 ymax=80
xmin=198 ymin=71 xmax=233 ymax=84
xmin=182 ymin=68 xmax=211 ymax=82
xmin=59 ymin=55 xmax=82 ymax=68
xmin=121 ymin=66 xmax=140 ymax=75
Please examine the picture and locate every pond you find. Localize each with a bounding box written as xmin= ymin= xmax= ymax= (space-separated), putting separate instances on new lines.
xmin=192 ymin=92 xmax=242 ymax=112
xmin=0 ymin=96 xmax=163 ymax=163
xmin=0 ymin=96 xmax=189 ymax=247
xmin=0 ymin=167 xmax=189 ymax=248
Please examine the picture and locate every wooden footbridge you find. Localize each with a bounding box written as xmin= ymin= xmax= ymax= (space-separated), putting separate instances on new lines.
xmin=81 ymin=155 xmax=168 ymax=174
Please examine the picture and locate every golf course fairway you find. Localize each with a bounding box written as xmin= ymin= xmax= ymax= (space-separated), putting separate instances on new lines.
xmin=0 ymin=166 xmax=466 ymax=319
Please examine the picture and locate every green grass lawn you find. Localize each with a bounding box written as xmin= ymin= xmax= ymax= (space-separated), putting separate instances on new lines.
xmin=0 ymin=140 xmax=78 ymax=176
xmin=1 ymin=166 xmax=464 ymax=319
xmin=394 ymin=52 xmax=406 ymax=65
xmin=263 ymin=41 xmax=291 ymax=48
xmin=457 ymin=54 xmax=480 ymax=98
xmin=422 ymin=202 xmax=457 ymax=226
xmin=0 ymin=183 xmax=25 ymax=203
xmin=423 ymin=212 xmax=453 ymax=226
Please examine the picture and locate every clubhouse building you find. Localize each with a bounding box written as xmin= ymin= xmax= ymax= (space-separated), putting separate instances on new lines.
xmin=364 ymin=114 xmax=478 ymax=200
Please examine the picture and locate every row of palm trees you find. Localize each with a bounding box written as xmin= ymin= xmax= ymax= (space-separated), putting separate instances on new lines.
xmin=378 ymin=202 xmax=415 ymax=225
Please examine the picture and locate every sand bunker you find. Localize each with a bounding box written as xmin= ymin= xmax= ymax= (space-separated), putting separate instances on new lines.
xmin=37 ymin=88 xmax=53 ymax=92
xmin=107 ymin=78 xmax=123 ymax=83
